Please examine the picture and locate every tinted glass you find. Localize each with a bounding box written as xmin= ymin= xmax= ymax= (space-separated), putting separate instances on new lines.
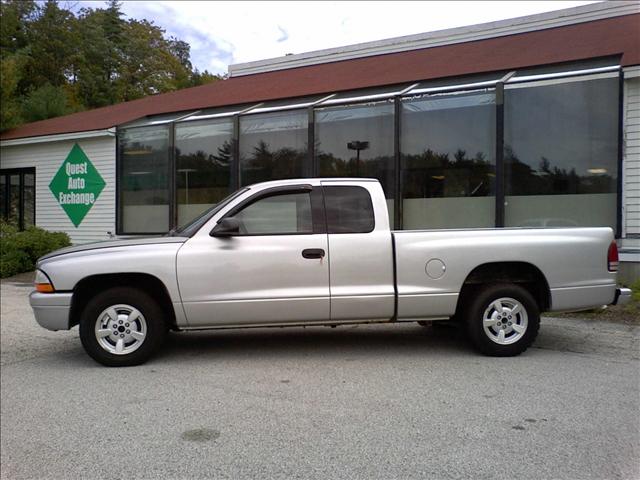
xmin=315 ymin=101 xmax=395 ymax=222
xmin=323 ymin=186 xmax=374 ymax=234
xmin=401 ymin=91 xmax=496 ymax=229
xmin=0 ymin=175 xmax=5 ymax=219
xmin=504 ymin=76 xmax=619 ymax=229
xmin=119 ymin=126 xmax=170 ymax=233
xmin=174 ymin=188 xmax=248 ymax=237
xmin=23 ymin=173 xmax=35 ymax=227
xmin=175 ymin=119 xmax=233 ymax=228
xmin=239 ymin=110 xmax=308 ymax=185
xmin=8 ymin=174 xmax=19 ymax=226
xmin=234 ymin=192 xmax=312 ymax=235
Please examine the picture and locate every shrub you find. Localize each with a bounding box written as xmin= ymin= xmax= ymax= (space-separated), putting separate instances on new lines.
xmin=0 ymin=222 xmax=71 ymax=278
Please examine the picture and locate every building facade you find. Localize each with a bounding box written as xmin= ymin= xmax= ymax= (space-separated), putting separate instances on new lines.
xmin=1 ymin=3 xmax=639 ymax=277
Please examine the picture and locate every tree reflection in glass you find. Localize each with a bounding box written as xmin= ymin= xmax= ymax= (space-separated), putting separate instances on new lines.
xmin=400 ymin=91 xmax=496 ymax=229
xmin=175 ymin=119 xmax=233 ymax=227
xmin=240 ymin=110 xmax=308 ymax=186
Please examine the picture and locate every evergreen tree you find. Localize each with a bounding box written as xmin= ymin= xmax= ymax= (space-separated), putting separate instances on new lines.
xmin=0 ymin=0 xmax=222 ymax=131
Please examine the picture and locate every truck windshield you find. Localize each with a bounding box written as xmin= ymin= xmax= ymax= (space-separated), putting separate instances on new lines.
xmin=170 ymin=188 xmax=249 ymax=237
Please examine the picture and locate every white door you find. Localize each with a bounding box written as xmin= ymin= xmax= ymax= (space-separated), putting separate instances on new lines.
xmin=321 ymin=182 xmax=396 ymax=322
xmin=176 ymin=186 xmax=330 ymax=327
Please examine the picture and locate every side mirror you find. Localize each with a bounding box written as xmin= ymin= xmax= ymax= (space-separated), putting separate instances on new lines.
xmin=210 ymin=217 xmax=241 ymax=237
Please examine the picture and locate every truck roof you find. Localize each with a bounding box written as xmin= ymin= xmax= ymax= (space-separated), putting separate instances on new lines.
xmin=246 ymin=177 xmax=381 ymax=190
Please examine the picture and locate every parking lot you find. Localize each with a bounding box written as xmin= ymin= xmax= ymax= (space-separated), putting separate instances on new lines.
xmin=1 ymin=277 xmax=639 ymax=480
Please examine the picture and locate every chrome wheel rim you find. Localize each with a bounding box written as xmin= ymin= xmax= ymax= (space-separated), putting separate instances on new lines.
xmin=482 ymin=297 xmax=528 ymax=345
xmin=95 ymin=304 xmax=147 ymax=355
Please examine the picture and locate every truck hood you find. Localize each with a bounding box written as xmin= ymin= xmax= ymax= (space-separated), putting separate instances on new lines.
xmin=38 ymin=237 xmax=188 ymax=262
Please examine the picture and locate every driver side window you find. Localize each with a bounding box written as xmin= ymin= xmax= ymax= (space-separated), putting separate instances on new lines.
xmin=234 ymin=191 xmax=313 ymax=235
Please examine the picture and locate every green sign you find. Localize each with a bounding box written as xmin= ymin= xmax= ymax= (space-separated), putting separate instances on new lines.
xmin=49 ymin=143 xmax=105 ymax=227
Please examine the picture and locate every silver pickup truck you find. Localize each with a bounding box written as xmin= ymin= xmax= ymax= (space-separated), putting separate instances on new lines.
xmin=30 ymin=178 xmax=630 ymax=366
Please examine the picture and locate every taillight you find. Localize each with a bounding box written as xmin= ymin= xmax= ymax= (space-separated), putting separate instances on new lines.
xmin=607 ymin=241 xmax=619 ymax=272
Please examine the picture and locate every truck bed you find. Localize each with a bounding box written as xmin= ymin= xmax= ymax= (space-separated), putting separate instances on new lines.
xmin=391 ymin=227 xmax=616 ymax=319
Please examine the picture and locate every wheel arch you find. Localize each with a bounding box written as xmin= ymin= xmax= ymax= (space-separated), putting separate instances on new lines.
xmin=69 ymin=273 xmax=177 ymax=329
xmin=455 ymin=261 xmax=551 ymax=315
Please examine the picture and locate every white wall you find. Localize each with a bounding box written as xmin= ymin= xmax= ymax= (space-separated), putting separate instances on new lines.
xmin=505 ymin=193 xmax=617 ymax=230
xmin=622 ymin=69 xmax=640 ymax=254
xmin=0 ymin=134 xmax=116 ymax=244
xmin=403 ymin=197 xmax=494 ymax=229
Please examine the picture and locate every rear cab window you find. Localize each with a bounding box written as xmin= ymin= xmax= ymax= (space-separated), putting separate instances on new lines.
xmin=323 ymin=186 xmax=375 ymax=234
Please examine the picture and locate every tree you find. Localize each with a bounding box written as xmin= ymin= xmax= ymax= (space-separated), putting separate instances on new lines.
xmin=115 ymin=18 xmax=191 ymax=100
xmin=23 ymin=0 xmax=77 ymax=89
xmin=21 ymin=83 xmax=75 ymax=122
xmin=0 ymin=0 xmax=222 ymax=131
xmin=0 ymin=55 xmax=23 ymax=129
xmin=0 ymin=0 xmax=37 ymax=55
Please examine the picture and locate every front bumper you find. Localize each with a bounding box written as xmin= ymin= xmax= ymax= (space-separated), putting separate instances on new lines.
xmin=612 ymin=288 xmax=632 ymax=307
xmin=29 ymin=291 xmax=73 ymax=331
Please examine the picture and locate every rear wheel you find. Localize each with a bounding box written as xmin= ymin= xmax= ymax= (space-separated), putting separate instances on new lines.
xmin=464 ymin=283 xmax=540 ymax=356
xmin=79 ymin=287 xmax=168 ymax=366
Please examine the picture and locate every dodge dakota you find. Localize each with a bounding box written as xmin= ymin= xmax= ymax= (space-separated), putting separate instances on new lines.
xmin=30 ymin=178 xmax=631 ymax=366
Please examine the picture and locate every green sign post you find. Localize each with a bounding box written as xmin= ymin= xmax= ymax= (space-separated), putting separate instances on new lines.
xmin=49 ymin=143 xmax=106 ymax=227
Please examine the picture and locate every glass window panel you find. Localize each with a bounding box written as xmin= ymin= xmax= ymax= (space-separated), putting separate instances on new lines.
xmin=180 ymin=104 xmax=254 ymax=123
xmin=235 ymin=192 xmax=312 ymax=235
xmin=8 ymin=174 xmax=20 ymax=226
xmin=504 ymin=76 xmax=619 ymax=229
xmin=315 ymin=101 xmax=395 ymax=222
xmin=326 ymin=85 xmax=409 ymax=103
xmin=409 ymin=72 xmax=504 ymax=95
xmin=175 ymin=119 xmax=233 ymax=228
xmin=249 ymin=95 xmax=328 ymax=113
xmin=323 ymin=186 xmax=375 ymax=234
xmin=401 ymin=91 xmax=496 ymax=229
xmin=510 ymin=57 xmax=619 ymax=81
xmin=23 ymin=173 xmax=35 ymax=227
xmin=122 ymin=111 xmax=196 ymax=128
xmin=0 ymin=175 xmax=6 ymax=220
xmin=239 ymin=110 xmax=308 ymax=185
xmin=119 ymin=126 xmax=170 ymax=233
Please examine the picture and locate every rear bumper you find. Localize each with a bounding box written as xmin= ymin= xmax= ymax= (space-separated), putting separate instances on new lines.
xmin=29 ymin=291 xmax=73 ymax=331
xmin=612 ymin=288 xmax=632 ymax=306
xmin=550 ymin=284 xmax=616 ymax=311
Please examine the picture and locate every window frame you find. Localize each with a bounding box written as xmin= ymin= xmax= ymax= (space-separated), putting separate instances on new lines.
xmin=116 ymin=124 xmax=173 ymax=235
xmin=115 ymin=62 xmax=623 ymax=237
xmin=314 ymin=98 xmax=397 ymax=212
xmin=217 ymin=185 xmax=326 ymax=236
xmin=0 ymin=167 xmax=36 ymax=231
xmin=501 ymin=71 xmax=620 ymax=231
xmin=238 ymin=108 xmax=310 ymax=187
xmin=322 ymin=185 xmax=376 ymax=234
xmin=174 ymin=117 xmax=235 ymax=229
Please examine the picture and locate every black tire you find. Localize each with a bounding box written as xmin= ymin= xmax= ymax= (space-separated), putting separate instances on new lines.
xmin=464 ymin=283 xmax=540 ymax=357
xmin=417 ymin=321 xmax=431 ymax=327
xmin=79 ymin=287 xmax=168 ymax=367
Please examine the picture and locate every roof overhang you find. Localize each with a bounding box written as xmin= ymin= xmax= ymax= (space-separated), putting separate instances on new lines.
xmin=0 ymin=128 xmax=116 ymax=147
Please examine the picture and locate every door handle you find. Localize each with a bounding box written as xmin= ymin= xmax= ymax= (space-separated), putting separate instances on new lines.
xmin=302 ymin=248 xmax=325 ymax=259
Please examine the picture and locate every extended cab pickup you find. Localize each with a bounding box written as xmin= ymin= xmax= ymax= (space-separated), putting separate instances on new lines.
xmin=30 ymin=178 xmax=631 ymax=366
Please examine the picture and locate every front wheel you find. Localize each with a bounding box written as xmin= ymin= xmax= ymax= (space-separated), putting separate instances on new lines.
xmin=464 ymin=284 xmax=540 ymax=356
xmin=79 ymin=287 xmax=168 ymax=366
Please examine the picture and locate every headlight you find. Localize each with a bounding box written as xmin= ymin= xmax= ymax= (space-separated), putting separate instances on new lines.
xmin=34 ymin=269 xmax=55 ymax=293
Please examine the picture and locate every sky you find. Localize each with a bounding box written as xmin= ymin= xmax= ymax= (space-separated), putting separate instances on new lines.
xmin=73 ymin=1 xmax=596 ymax=75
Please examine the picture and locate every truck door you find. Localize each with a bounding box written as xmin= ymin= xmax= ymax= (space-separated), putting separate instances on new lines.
xmin=321 ymin=181 xmax=395 ymax=322
xmin=176 ymin=185 xmax=330 ymax=327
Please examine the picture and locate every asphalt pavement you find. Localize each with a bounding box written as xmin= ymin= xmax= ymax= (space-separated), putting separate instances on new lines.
xmin=1 ymin=278 xmax=639 ymax=480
